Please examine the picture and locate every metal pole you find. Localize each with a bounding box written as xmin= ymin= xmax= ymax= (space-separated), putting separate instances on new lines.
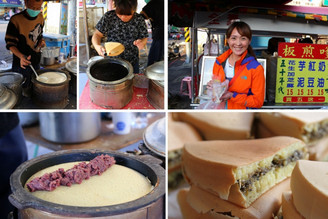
xmin=191 ymin=27 xmax=197 ymax=104
xmin=184 ymin=27 xmax=191 ymax=64
xmin=68 ymin=0 xmax=76 ymax=57
xmin=82 ymin=0 xmax=90 ymax=60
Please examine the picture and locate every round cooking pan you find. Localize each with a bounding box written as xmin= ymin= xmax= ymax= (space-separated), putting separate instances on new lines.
xmin=9 ymin=149 xmax=165 ymax=218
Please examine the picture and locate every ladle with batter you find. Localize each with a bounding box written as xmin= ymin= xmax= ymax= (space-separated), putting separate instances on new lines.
xmin=29 ymin=65 xmax=39 ymax=79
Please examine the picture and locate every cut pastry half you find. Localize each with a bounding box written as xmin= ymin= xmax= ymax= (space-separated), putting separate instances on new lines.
xmin=182 ymin=136 xmax=308 ymax=207
xmin=171 ymin=112 xmax=254 ymax=140
xmin=178 ymin=178 xmax=290 ymax=219
xmin=258 ymin=112 xmax=328 ymax=144
xmin=290 ymin=160 xmax=328 ymax=219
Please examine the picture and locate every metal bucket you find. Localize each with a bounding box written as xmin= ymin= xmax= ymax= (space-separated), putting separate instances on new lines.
xmin=0 ymin=72 xmax=24 ymax=99
xmin=87 ymin=57 xmax=134 ymax=109
xmin=39 ymin=112 xmax=101 ymax=143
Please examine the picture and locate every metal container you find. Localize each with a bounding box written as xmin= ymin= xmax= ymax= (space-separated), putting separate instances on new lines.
xmin=9 ymin=149 xmax=165 ymax=219
xmin=32 ymin=69 xmax=70 ymax=109
xmin=40 ymin=47 xmax=60 ymax=66
xmin=18 ymin=113 xmax=39 ymax=127
xmin=140 ymin=117 xmax=166 ymax=168
xmin=144 ymin=61 xmax=164 ymax=82
xmin=87 ymin=58 xmax=134 ymax=109
xmin=147 ymin=80 xmax=164 ymax=109
xmin=0 ymin=72 xmax=24 ymax=99
xmin=0 ymin=84 xmax=17 ymax=109
xmin=142 ymin=117 xmax=165 ymax=158
xmin=39 ymin=112 xmax=101 ymax=143
xmin=65 ymin=59 xmax=77 ymax=95
xmin=145 ymin=61 xmax=164 ymax=109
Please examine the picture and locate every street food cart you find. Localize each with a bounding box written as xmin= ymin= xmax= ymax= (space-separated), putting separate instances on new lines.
xmin=78 ymin=0 xmax=164 ymax=110
xmin=0 ymin=1 xmax=77 ymax=109
xmin=170 ymin=1 xmax=328 ymax=109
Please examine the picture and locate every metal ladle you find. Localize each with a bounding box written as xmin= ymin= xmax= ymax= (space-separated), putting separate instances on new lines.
xmin=29 ymin=65 xmax=39 ymax=79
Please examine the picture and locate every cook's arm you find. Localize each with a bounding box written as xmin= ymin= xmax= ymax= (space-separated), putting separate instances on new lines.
xmin=9 ymin=46 xmax=31 ymax=69
xmin=133 ymin=38 xmax=147 ymax=50
xmin=92 ymin=30 xmax=106 ymax=57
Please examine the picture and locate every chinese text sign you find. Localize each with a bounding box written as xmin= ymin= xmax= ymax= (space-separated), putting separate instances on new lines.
xmin=276 ymin=43 xmax=328 ymax=103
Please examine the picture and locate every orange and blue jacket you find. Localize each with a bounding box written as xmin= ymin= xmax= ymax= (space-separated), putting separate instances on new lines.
xmin=213 ymin=49 xmax=265 ymax=109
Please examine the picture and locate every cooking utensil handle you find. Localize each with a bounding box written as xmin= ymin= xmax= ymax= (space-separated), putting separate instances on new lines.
xmin=139 ymin=154 xmax=162 ymax=165
xmin=9 ymin=193 xmax=34 ymax=210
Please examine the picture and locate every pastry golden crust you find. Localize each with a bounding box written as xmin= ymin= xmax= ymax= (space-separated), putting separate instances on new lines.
xmin=168 ymin=118 xmax=202 ymax=188
xmin=282 ymin=192 xmax=305 ymax=219
xmin=182 ymin=136 xmax=307 ymax=207
xmin=171 ymin=112 xmax=254 ymax=140
xmin=178 ymin=189 xmax=239 ymax=219
xmin=307 ymin=137 xmax=328 ymax=161
xmin=178 ymin=178 xmax=290 ymax=219
xmin=258 ymin=112 xmax=328 ymax=143
xmin=290 ymin=160 xmax=328 ymax=219
xmin=256 ymin=120 xmax=328 ymax=161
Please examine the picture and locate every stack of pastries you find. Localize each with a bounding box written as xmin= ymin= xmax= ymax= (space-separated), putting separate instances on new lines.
xmin=169 ymin=112 xmax=328 ymax=219
xmin=178 ymin=137 xmax=308 ymax=219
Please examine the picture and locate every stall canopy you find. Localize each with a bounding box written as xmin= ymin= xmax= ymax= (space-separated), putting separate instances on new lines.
xmin=169 ymin=0 xmax=328 ymax=31
xmin=0 ymin=0 xmax=22 ymax=8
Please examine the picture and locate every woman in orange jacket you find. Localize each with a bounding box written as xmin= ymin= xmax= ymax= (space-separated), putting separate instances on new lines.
xmin=208 ymin=21 xmax=265 ymax=109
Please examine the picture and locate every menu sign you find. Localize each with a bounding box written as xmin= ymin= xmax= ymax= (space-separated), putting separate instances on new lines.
xmin=275 ymin=43 xmax=328 ymax=103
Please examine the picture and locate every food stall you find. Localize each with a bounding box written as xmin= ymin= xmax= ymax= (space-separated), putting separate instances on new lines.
xmin=169 ymin=0 xmax=328 ymax=109
xmin=78 ymin=0 xmax=164 ymax=109
xmin=0 ymin=0 xmax=77 ymax=110
xmin=9 ymin=112 xmax=166 ymax=218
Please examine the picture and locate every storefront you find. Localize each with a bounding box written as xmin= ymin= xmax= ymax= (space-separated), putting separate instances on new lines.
xmin=168 ymin=0 xmax=328 ymax=109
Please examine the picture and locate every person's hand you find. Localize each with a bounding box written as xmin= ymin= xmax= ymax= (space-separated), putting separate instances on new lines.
xmin=94 ymin=45 xmax=106 ymax=57
xmin=36 ymin=39 xmax=46 ymax=52
xmin=206 ymin=80 xmax=213 ymax=91
xmin=220 ymin=91 xmax=233 ymax=102
xmin=133 ymin=39 xmax=145 ymax=50
xmin=20 ymin=55 xmax=31 ymax=69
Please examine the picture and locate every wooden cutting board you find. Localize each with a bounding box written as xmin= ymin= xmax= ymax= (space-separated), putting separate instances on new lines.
xmin=104 ymin=42 xmax=125 ymax=56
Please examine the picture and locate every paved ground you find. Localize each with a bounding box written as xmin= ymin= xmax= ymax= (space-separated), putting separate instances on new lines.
xmin=0 ymin=21 xmax=13 ymax=63
xmin=168 ymin=38 xmax=194 ymax=109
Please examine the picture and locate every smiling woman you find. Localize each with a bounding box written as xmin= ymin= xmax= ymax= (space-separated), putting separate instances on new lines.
xmin=208 ymin=21 xmax=265 ymax=109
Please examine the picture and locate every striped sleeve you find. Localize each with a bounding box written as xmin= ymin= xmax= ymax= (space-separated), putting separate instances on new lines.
xmin=5 ymin=20 xmax=19 ymax=50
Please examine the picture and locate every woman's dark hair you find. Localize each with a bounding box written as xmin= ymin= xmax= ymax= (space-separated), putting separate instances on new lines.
xmin=268 ymin=37 xmax=285 ymax=55
xmin=114 ymin=0 xmax=137 ymax=15
xmin=226 ymin=21 xmax=257 ymax=58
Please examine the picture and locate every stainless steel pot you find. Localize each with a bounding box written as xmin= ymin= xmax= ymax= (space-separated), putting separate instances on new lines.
xmin=0 ymin=84 xmax=17 ymax=109
xmin=87 ymin=57 xmax=134 ymax=109
xmin=145 ymin=61 xmax=164 ymax=109
xmin=39 ymin=112 xmax=101 ymax=143
xmin=9 ymin=149 xmax=165 ymax=219
xmin=40 ymin=47 xmax=60 ymax=66
xmin=18 ymin=113 xmax=39 ymax=127
xmin=0 ymin=72 xmax=24 ymax=100
xmin=147 ymin=79 xmax=164 ymax=109
xmin=32 ymin=69 xmax=70 ymax=109
xmin=65 ymin=59 xmax=77 ymax=95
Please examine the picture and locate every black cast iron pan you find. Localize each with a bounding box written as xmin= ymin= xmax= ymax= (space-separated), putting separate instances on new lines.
xmin=9 ymin=149 xmax=165 ymax=217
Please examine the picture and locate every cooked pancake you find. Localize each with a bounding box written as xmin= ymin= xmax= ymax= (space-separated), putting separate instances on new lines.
xmin=182 ymin=136 xmax=308 ymax=207
xmin=171 ymin=112 xmax=254 ymax=140
xmin=258 ymin=112 xmax=328 ymax=143
xmin=178 ymin=179 xmax=290 ymax=219
xmin=282 ymin=192 xmax=305 ymax=219
xmin=168 ymin=117 xmax=202 ymax=188
xmin=37 ymin=72 xmax=66 ymax=84
xmin=290 ymin=160 xmax=328 ymax=219
xmin=25 ymin=162 xmax=153 ymax=207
